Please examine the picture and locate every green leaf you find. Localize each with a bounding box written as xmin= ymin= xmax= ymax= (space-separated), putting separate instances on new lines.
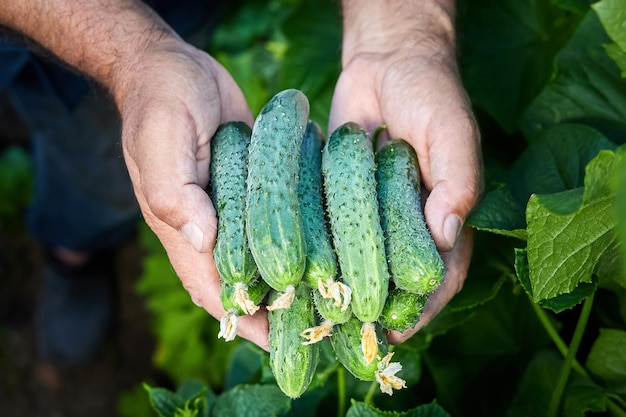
xmin=0 ymin=146 xmax=34 ymax=232
xmin=210 ymin=384 xmax=291 ymax=417
xmin=526 ymin=148 xmax=625 ymax=303
xmin=592 ymin=0 xmax=626 ymax=51
xmin=280 ymin=0 xmax=341 ymax=130
xmin=468 ymin=123 xmax=615 ymax=237
xmin=605 ymin=43 xmax=626 ymax=77
xmin=458 ymin=0 xmax=581 ymax=132
xmin=506 ymin=350 xmax=608 ymax=417
xmin=522 ymin=11 xmax=626 ymax=139
xmin=586 ymin=328 xmax=626 ymax=391
xmin=144 ymin=384 xmax=185 ymax=417
xmin=467 ymin=186 xmax=527 ymax=239
xmin=346 ymin=400 xmax=451 ymax=417
xmin=616 ymin=149 xmax=626 ymax=277
xmin=515 ymin=247 xmax=597 ymax=312
xmin=552 ymin=0 xmax=596 ymax=13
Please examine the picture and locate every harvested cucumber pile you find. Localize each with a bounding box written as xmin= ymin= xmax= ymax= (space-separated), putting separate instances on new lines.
xmin=209 ymin=89 xmax=444 ymax=399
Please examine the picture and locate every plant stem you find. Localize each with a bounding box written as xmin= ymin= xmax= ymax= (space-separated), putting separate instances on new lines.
xmin=529 ymin=297 xmax=589 ymax=377
xmin=372 ymin=124 xmax=387 ymax=151
xmin=531 ymin=295 xmax=626 ymax=417
xmin=337 ymin=366 xmax=346 ymax=417
xmin=364 ymin=379 xmax=378 ymax=406
xmin=547 ymin=292 xmax=595 ymax=417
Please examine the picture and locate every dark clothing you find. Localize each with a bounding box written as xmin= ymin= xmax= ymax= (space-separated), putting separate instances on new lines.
xmin=0 ymin=1 xmax=218 ymax=251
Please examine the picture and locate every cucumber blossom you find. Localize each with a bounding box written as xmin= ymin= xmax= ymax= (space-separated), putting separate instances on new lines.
xmin=246 ymin=89 xmax=309 ymax=292
xmin=376 ymin=139 xmax=444 ymax=295
xmin=322 ymin=122 xmax=389 ymax=323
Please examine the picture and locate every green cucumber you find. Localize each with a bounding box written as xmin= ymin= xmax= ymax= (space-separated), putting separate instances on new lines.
xmin=298 ymin=121 xmax=338 ymax=289
xmin=378 ymin=287 xmax=427 ymax=332
xmin=219 ymin=278 xmax=270 ymax=316
xmin=210 ymin=121 xmax=258 ymax=286
xmin=268 ymin=283 xmax=320 ymax=398
xmin=313 ymin=288 xmax=352 ymax=325
xmin=322 ymin=122 xmax=389 ymax=323
xmin=376 ymin=139 xmax=444 ymax=295
xmin=246 ymin=89 xmax=309 ymax=292
xmin=329 ymin=316 xmax=388 ymax=381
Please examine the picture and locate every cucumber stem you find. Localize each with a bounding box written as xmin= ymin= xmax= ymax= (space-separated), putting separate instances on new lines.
xmin=364 ymin=378 xmax=378 ymax=406
xmin=337 ymin=366 xmax=346 ymax=417
xmin=547 ymin=292 xmax=594 ymax=417
xmin=529 ymin=296 xmax=588 ymax=376
xmin=531 ymin=294 xmax=626 ymax=416
xmin=372 ymin=124 xmax=387 ymax=151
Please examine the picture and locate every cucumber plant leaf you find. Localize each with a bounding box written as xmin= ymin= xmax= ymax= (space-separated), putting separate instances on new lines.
xmin=210 ymin=384 xmax=291 ymax=417
xmin=593 ymin=0 xmax=626 ymax=77
xmin=526 ymin=148 xmax=626 ymax=303
xmin=506 ymin=350 xmax=607 ymax=417
xmin=144 ymin=385 xmax=186 ymax=417
xmin=468 ymin=123 xmax=615 ymax=238
xmin=346 ymin=400 xmax=450 ymax=417
xmin=457 ymin=0 xmax=581 ymax=133
xmin=522 ymin=11 xmax=626 ymax=140
xmin=585 ymin=328 xmax=626 ymax=392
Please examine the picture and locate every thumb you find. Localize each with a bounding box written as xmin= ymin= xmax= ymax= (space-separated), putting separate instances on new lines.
xmin=123 ymin=108 xmax=218 ymax=253
xmin=421 ymin=116 xmax=482 ymax=252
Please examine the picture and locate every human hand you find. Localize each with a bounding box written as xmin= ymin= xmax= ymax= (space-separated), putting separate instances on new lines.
xmin=112 ymin=38 xmax=270 ymax=349
xmin=331 ymin=0 xmax=483 ymax=343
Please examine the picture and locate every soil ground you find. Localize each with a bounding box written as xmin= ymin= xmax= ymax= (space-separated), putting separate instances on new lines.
xmin=0 ymin=93 xmax=159 ymax=417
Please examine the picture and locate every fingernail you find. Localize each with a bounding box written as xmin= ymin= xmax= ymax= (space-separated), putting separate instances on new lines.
xmin=181 ymin=222 xmax=205 ymax=252
xmin=443 ymin=215 xmax=462 ymax=249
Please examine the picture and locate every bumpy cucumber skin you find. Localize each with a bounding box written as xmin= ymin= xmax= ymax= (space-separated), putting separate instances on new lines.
xmin=378 ymin=287 xmax=427 ymax=332
xmin=219 ymin=278 xmax=270 ymax=315
xmin=268 ymin=284 xmax=320 ymax=399
xmin=246 ymin=89 xmax=310 ymax=291
xmin=298 ymin=121 xmax=338 ymax=288
xmin=210 ymin=122 xmax=258 ymax=286
xmin=376 ymin=139 xmax=445 ymax=295
xmin=322 ymin=122 xmax=389 ymax=323
xmin=329 ymin=316 xmax=388 ymax=381
xmin=313 ymin=289 xmax=351 ymax=325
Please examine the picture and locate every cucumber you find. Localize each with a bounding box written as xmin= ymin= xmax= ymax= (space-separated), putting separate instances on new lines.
xmin=376 ymin=139 xmax=444 ymax=295
xmin=378 ymin=287 xmax=427 ymax=332
xmin=219 ymin=278 xmax=270 ymax=316
xmin=322 ymin=122 xmax=389 ymax=323
xmin=218 ymin=278 xmax=270 ymax=342
xmin=210 ymin=121 xmax=258 ymax=287
xmin=298 ymin=121 xmax=338 ymax=289
xmin=268 ymin=283 xmax=320 ymax=398
xmin=314 ymin=288 xmax=351 ymax=325
xmin=246 ymin=89 xmax=309 ymax=292
xmin=329 ymin=316 xmax=388 ymax=381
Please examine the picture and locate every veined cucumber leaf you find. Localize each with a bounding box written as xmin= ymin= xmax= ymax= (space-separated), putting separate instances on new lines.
xmin=506 ymin=350 xmax=608 ymax=417
xmin=468 ymin=123 xmax=615 ymax=237
xmin=593 ymin=0 xmax=626 ymax=77
xmin=346 ymin=400 xmax=450 ymax=417
xmin=210 ymin=384 xmax=291 ymax=417
xmin=526 ymin=148 xmax=626 ymax=303
xmin=515 ymin=247 xmax=597 ymax=312
xmin=586 ymin=328 xmax=626 ymax=392
xmin=522 ymin=11 xmax=626 ymax=140
xmin=457 ymin=0 xmax=581 ymax=133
